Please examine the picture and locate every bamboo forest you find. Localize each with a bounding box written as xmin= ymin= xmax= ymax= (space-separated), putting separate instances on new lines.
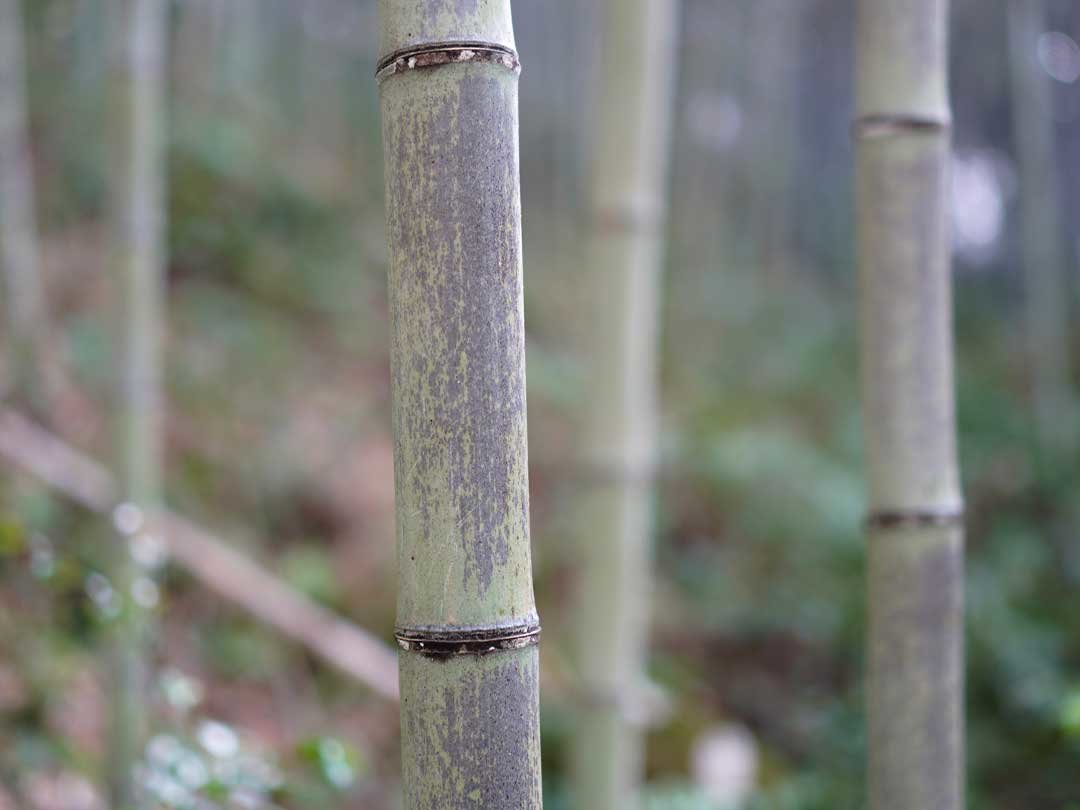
xmin=2 ymin=0 xmax=1080 ymax=808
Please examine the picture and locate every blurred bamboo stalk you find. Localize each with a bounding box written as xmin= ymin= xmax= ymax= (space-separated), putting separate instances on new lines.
xmin=105 ymin=0 xmax=168 ymax=804
xmin=748 ymin=0 xmax=803 ymax=279
xmin=575 ymin=1 xmax=678 ymax=808
xmin=0 ymin=406 xmax=401 ymax=700
xmin=854 ymin=0 xmax=964 ymax=808
xmin=0 ymin=0 xmax=52 ymax=413
xmin=73 ymin=0 xmax=106 ymax=92
xmin=224 ymin=0 xmax=261 ymax=101
xmin=297 ymin=10 xmax=350 ymax=196
xmin=377 ymin=1 xmax=543 ymax=805
xmin=174 ymin=0 xmax=217 ymax=118
xmin=1007 ymin=0 xmax=1076 ymax=457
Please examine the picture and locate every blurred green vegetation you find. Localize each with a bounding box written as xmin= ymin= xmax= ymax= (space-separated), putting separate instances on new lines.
xmin=1 ymin=0 xmax=1079 ymax=808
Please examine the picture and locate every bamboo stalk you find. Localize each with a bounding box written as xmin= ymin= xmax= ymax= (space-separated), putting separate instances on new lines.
xmin=376 ymin=2 xmax=542 ymax=806
xmin=105 ymin=0 xmax=168 ymax=804
xmin=574 ymin=1 xmax=678 ymax=809
xmin=223 ymin=0 xmax=262 ymax=103
xmin=747 ymin=0 xmax=803 ymax=280
xmin=1007 ymin=0 xmax=1075 ymax=457
xmin=0 ymin=406 xmax=401 ymax=700
xmin=854 ymin=1 xmax=964 ymax=808
xmin=0 ymin=0 xmax=51 ymax=412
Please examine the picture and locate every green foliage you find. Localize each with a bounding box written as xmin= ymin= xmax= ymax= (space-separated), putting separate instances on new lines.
xmin=296 ymin=736 xmax=366 ymax=790
xmin=168 ymin=125 xmax=364 ymax=318
xmin=278 ymin=547 xmax=339 ymax=607
xmin=200 ymin=621 xmax=283 ymax=682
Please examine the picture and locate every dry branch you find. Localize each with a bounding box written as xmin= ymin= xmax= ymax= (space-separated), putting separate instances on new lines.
xmin=0 ymin=406 xmax=400 ymax=701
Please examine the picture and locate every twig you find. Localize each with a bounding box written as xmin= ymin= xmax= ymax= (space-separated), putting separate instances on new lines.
xmin=0 ymin=406 xmax=400 ymax=701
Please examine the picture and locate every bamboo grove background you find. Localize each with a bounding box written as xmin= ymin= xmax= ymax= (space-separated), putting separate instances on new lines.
xmin=1 ymin=0 xmax=1080 ymax=807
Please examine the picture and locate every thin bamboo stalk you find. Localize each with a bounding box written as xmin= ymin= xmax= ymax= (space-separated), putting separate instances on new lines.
xmin=748 ymin=0 xmax=803 ymax=280
xmin=224 ymin=0 xmax=261 ymax=99
xmin=376 ymin=2 xmax=542 ymax=806
xmin=854 ymin=1 xmax=964 ymax=808
xmin=105 ymin=0 xmax=168 ymax=804
xmin=574 ymin=1 xmax=678 ymax=809
xmin=1007 ymin=0 xmax=1075 ymax=457
xmin=0 ymin=0 xmax=50 ymax=412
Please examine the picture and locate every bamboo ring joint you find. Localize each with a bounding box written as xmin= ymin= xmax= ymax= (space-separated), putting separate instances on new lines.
xmin=376 ymin=41 xmax=520 ymax=83
xmin=865 ymin=504 xmax=965 ymax=530
xmin=394 ymin=622 xmax=541 ymax=656
xmin=851 ymin=114 xmax=952 ymax=139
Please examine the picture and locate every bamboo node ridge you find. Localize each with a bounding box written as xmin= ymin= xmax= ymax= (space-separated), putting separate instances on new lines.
xmin=394 ymin=622 xmax=541 ymax=656
xmin=851 ymin=114 xmax=952 ymax=139
xmin=375 ymin=41 xmax=520 ymax=83
xmin=864 ymin=504 xmax=965 ymax=529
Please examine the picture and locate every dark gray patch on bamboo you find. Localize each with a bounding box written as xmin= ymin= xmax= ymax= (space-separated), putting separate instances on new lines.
xmin=400 ymin=651 xmax=542 ymax=808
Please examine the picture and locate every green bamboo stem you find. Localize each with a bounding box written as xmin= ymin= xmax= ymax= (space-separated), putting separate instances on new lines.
xmin=174 ymin=0 xmax=216 ymax=119
xmin=574 ymin=1 xmax=677 ymax=808
xmin=223 ymin=0 xmax=262 ymax=103
xmin=855 ymin=1 xmax=964 ymax=808
xmin=376 ymin=2 xmax=542 ymax=807
xmin=748 ymin=0 xmax=803 ymax=279
xmin=106 ymin=0 xmax=168 ymax=805
xmin=0 ymin=0 xmax=50 ymax=412
xmin=1007 ymin=0 xmax=1075 ymax=458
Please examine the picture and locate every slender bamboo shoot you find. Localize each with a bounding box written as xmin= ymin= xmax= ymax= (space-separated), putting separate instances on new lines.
xmin=105 ymin=0 xmax=168 ymax=805
xmin=575 ymin=1 xmax=678 ymax=808
xmin=0 ymin=0 xmax=50 ymax=411
xmin=1008 ymin=0 xmax=1075 ymax=457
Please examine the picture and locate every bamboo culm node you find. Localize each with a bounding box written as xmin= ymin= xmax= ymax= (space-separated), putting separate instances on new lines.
xmin=394 ymin=622 xmax=541 ymax=656
xmin=851 ymin=114 xmax=952 ymax=139
xmin=376 ymin=41 xmax=520 ymax=83
xmin=864 ymin=504 xmax=965 ymax=530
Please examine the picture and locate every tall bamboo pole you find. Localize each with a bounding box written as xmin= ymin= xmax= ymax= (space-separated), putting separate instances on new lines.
xmin=106 ymin=0 xmax=168 ymax=805
xmin=854 ymin=1 xmax=964 ymax=809
xmin=223 ymin=0 xmax=261 ymax=103
xmin=747 ymin=0 xmax=803 ymax=280
xmin=0 ymin=0 xmax=50 ymax=411
xmin=1007 ymin=0 xmax=1075 ymax=457
xmin=376 ymin=3 xmax=542 ymax=807
xmin=574 ymin=1 xmax=678 ymax=808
